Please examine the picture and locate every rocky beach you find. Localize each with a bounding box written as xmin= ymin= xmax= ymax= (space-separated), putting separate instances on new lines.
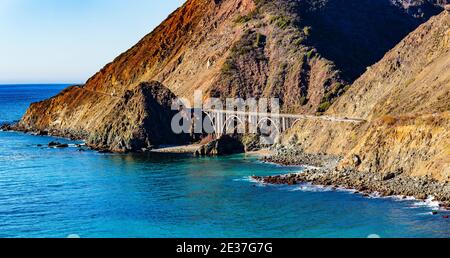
xmin=256 ymin=145 xmax=450 ymax=209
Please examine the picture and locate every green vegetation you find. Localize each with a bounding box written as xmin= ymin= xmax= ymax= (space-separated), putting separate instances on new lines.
xmin=222 ymin=30 xmax=267 ymax=75
xmin=322 ymin=83 xmax=350 ymax=103
xmin=317 ymin=102 xmax=332 ymax=113
xmin=317 ymin=82 xmax=351 ymax=113
xmin=299 ymin=96 xmax=309 ymax=106
xmin=269 ymin=15 xmax=291 ymax=29
xmin=292 ymin=38 xmax=302 ymax=47
xmin=306 ymin=49 xmax=315 ymax=60
xmin=234 ymin=15 xmax=252 ymax=24
xmin=234 ymin=7 xmax=261 ymax=25
xmin=221 ymin=59 xmax=236 ymax=75
xmin=303 ymin=26 xmax=312 ymax=37
xmin=230 ymin=30 xmax=266 ymax=56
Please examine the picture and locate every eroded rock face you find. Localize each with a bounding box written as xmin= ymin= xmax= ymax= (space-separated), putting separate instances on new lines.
xmin=86 ymin=81 xmax=189 ymax=152
xmin=280 ymin=11 xmax=450 ymax=182
xmin=16 ymin=81 xmax=189 ymax=152
xmin=339 ymin=113 xmax=450 ymax=182
xmin=329 ymin=11 xmax=450 ymax=120
xmin=195 ymin=135 xmax=245 ymax=156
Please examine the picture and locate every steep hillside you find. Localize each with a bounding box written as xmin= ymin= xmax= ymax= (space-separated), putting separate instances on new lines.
xmin=15 ymin=0 xmax=444 ymax=152
xmin=339 ymin=112 xmax=450 ymax=182
xmin=283 ymin=10 xmax=450 ymax=181
xmin=329 ymin=11 xmax=450 ymax=120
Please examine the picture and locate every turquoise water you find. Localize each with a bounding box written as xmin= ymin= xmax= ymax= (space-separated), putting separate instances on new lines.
xmin=0 ymin=84 xmax=449 ymax=238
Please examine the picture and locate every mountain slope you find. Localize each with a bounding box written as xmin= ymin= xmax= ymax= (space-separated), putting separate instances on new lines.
xmin=282 ymin=10 xmax=450 ymax=181
xmin=15 ymin=0 xmax=445 ymax=152
xmin=329 ymin=11 xmax=450 ymax=120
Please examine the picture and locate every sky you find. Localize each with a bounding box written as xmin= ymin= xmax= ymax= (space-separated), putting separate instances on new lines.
xmin=0 ymin=0 xmax=185 ymax=84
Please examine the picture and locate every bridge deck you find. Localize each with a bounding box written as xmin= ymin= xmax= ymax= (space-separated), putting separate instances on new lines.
xmin=204 ymin=109 xmax=366 ymax=124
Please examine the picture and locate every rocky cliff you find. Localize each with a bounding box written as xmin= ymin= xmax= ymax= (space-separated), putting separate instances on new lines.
xmin=16 ymin=0 xmax=446 ymax=153
xmin=86 ymin=81 xmax=190 ymax=152
xmin=283 ymin=10 xmax=450 ymax=182
xmin=328 ymin=11 xmax=450 ymax=120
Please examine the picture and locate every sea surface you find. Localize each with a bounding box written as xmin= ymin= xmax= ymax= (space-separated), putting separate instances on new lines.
xmin=0 ymin=84 xmax=449 ymax=238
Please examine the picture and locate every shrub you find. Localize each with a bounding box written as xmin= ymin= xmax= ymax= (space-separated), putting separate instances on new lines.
xmin=234 ymin=15 xmax=252 ymax=24
xmin=299 ymin=96 xmax=309 ymax=106
xmin=222 ymin=59 xmax=237 ymax=74
xmin=269 ymin=15 xmax=291 ymax=29
xmin=317 ymin=102 xmax=332 ymax=113
xmin=303 ymin=26 xmax=312 ymax=37
xmin=306 ymin=49 xmax=315 ymax=60
xmin=292 ymin=37 xmax=304 ymax=47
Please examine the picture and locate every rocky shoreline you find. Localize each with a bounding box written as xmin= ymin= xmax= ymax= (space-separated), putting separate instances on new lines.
xmin=262 ymin=144 xmax=342 ymax=169
xmin=1 ymin=123 xmax=88 ymax=141
xmin=257 ymin=146 xmax=450 ymax=209
xmin=4 ymin=122 xmax=450 ymax=210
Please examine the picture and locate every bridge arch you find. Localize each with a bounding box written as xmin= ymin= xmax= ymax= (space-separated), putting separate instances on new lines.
xmin=203 ymin=112 xmax=216 ymax=127
xmin=257 ymin=117 xmax=280 ymax=134
xmin=290 ymin=118 xmax=306 ymax=129
xmin=221 ymin=115 xmax=246 ymax=136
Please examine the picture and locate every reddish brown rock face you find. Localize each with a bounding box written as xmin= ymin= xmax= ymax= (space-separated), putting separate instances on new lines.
xmin=17 ymin=0 xmax=446 ymax=152
xmin=86 ymin=81 xmax=190 ymax=152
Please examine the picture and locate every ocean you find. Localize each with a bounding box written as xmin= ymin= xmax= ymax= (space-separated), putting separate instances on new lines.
xmin=0 ymin=84 xmax=448 ymax=238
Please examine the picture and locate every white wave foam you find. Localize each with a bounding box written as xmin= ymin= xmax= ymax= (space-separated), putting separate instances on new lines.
xmin=335 ymin=187 xmax=358 ymax=194
xmin=233 ymin=176 xmax=252 ymax=182
xmin=240 ymin=176 xmax=447 ymax=213
xmin=412 ymin=196 xmax=440 ymax=210
xmin=289 ymin=183 xmax=334 ymax=193
xmin=417 ymin=212 xmax=435 ymax=216
xmin=234 ymin=176 xmax=265 ymax=185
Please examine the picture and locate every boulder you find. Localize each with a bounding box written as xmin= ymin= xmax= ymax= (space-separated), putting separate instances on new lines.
xmin=382 ymin=172 xmax=397 ymax=181
xmin=37 ymin=130 xmax=49 ymax=136
xmin=196 ymin=135 xmax=245 ymax=156
xmin=48 ymin=141 xmax=62 ymax=147
xmin=352 ymin=155 xmax=362 ymax=167
xmin=0 ymin=124 xmax=13 ymax=131
xmin=241 ymin=134 xmax=262 ymax=152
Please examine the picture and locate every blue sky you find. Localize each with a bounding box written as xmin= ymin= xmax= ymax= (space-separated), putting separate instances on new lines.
xmin=0 ymin=0 xmax=185 ymax=84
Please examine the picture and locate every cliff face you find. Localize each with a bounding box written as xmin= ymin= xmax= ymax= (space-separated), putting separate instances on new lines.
xmin=328 ymin=11 xmax=450 ymax=120
xmin=283 ymin=11 xmax=450 ymax=181
xmin=17 ymin=0 xmax=446 ymax=152
xmin=86 ymin=81 xmax=189 ymax=152
xmin=339 ymin=113 xmax=450 ymax=182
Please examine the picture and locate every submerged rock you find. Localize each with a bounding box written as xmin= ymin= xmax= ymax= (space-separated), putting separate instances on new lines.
xmin=48 ymin=142 xmax=69 ymax=148
xmin=48 ymin=141 xmax=62 ymax=147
